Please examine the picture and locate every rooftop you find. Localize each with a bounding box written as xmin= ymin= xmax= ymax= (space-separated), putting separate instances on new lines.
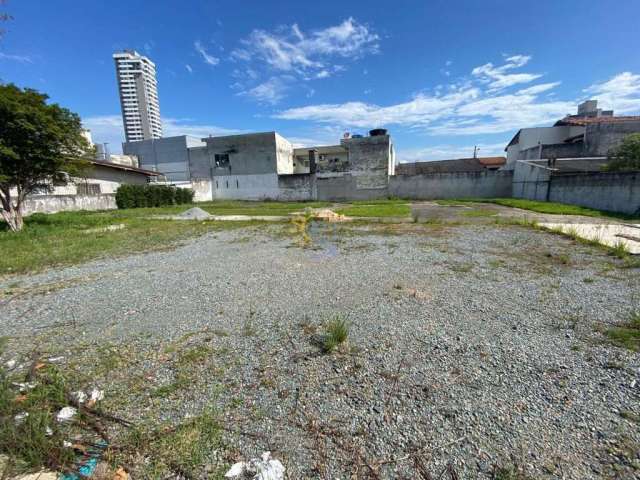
xmin=554 ymin=115 xmax=640 ymax=126
xmin=89 ymin=160 xmax=161 ymax=176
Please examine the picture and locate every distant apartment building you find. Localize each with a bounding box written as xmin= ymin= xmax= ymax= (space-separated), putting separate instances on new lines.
xmin=113 ymin=50 xmax=162 ymax=142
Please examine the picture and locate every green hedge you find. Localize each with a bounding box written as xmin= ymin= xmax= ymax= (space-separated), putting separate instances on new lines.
xmin=115 ymin=184 xmax=195 ymax=209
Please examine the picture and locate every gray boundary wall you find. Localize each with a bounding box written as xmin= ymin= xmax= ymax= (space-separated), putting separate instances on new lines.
xmin=388 ymin=171 xmax=513 ymax=199
xmin=513 ymin=160 xmax=640 ymax=215
xmin=549 ymin=172 xmax=640 ymax=215
xmin=22 ymin=194 xmax=117 ymax=215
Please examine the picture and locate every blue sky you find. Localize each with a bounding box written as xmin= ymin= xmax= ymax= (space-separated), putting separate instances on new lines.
xmin=1 ymin=0 xmax=640 ymax=161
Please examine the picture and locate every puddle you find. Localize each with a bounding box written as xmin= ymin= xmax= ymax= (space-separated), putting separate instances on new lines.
xmin=308 ymin=223 xmax=341 ymax=261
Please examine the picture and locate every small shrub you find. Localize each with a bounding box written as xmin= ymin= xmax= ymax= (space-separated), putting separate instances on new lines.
xmin=323 ymin=316 xmax=349 ymax=352
xmin=115 ymin=184 xmax=194 ymax=209
xmin=603 ymin=133 xmax=640 ymax=172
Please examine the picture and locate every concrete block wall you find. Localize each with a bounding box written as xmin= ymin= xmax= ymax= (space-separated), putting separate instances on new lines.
xmin=316 ymin=174 xmax=389 ymax=201
xmin=388 ymin=171 xmax=513 ymax=200
xmin=22 ymin=194 xmax=117 ymax=215
xmin=585 ymin=121 xmax=640 ymax=156
xmin=549 ymin=172 xmax=640 ymax=215
xmin=512 ymin=161 xmax=551 ymax=200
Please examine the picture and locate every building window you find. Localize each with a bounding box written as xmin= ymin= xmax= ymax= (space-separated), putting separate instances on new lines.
xmin=236 ymin=179 xmax=239 ymax=189
xmin=214 ymin=153 xmax=229 ymax=168
xmin=215 ymin=180 xmax=218 ymax=189
xmin=77 ymin=183 xmax=101 ymax=195
xmin=225 ymin=180 xmax=229 ymax=188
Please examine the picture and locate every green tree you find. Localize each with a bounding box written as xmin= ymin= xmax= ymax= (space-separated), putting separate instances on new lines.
xmin=0 ymin=84 xmax=91 ymax=231
xmin=604 ymin=133 xmax=640 ymax=172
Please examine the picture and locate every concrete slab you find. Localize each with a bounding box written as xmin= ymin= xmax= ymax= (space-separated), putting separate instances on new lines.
xmin=538 ymin=222 xmax=640 ymax=254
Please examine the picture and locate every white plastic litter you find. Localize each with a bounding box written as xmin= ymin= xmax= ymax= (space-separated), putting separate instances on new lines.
xmin=56 ymin=406 xmax=77 ymax=422
xmin=13 ymin=382 xmax=36 ymax=392
xmin=89 ymin=388 xmax=104 ymax=403
xmin=224 ymin=452 xmax=285 ymax=480
xmin=71 ymin=391 xmax=87 ymax=403
xmin=6 ymin=359 xmax=17 ymax=369
xmin=14 ymin=412 xmax=29 ymax=423
xmin=48 ymin=356 xmax=65 ymax=363
xmin=71 ymin=388 xmax=104 ymax=406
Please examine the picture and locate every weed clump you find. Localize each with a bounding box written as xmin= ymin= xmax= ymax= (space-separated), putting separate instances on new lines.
xmin=290 ymin=209 xmax=314 ymax=248
xmin=605 ymin=311 xmax=640 ymax=351
xmin=323 ymin=316 xmax=350 ymax=353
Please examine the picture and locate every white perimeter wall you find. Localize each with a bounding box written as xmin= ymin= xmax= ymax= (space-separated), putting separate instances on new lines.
xmin=211 ymin=173 xmax=282 ymax=200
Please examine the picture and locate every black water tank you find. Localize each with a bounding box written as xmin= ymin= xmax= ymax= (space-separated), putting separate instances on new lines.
xmin=369 ymin=128 xmax=388 ymax=136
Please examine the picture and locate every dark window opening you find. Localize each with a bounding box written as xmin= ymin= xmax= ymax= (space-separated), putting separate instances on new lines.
xmin=236 ymin=179 xmax=239 ymax=189
xmin=225 ymin=180 xmax=229 ymax=188
xmin=214 ymin=153 xmax=230 ymax=168
xmin=215 ymin=180 xmax=218 ymax=188
xmin=77 ymin=183 xmax=101 ymax=195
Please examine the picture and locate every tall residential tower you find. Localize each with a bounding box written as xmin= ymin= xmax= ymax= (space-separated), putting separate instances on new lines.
xmin=113 ymin=50 xmax=162 ymax=142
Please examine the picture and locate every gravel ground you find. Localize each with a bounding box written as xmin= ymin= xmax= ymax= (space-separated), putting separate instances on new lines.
xmin=1 ymin=221 xmax=639 ymax=479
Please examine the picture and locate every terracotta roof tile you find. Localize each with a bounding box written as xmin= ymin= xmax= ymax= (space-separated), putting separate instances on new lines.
xmin=555 ymin=116 xmax=640 ymax=126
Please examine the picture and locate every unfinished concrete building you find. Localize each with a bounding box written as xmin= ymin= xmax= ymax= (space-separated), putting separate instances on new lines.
xmin=122 ymin=129 xmax=396 ymax=201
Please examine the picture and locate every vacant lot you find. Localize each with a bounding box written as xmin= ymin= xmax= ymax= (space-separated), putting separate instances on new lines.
xmin=1 ymin=204 xmax=639 ymax=479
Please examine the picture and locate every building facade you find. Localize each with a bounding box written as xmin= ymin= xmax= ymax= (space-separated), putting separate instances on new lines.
xmin=122 ymin=130 xmax=396 ymax=202
xmin=18 ymin=161 xmax=161 ymax=215
xmin=123 ymin=135 xmax=205 ymax=182
xmin=504 ymin=100 xmax=640 ymax=168
xmin=113 ymin=50 xmax=162 ymax=142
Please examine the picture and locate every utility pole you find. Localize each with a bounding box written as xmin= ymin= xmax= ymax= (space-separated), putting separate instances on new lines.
xmin=473 ymin=146 xmax=479 ymax=159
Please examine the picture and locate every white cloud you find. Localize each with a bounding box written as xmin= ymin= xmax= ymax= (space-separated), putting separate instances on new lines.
xmin=275 ymin=55 xmax=640 ymax=137
xmin=275 ymin=88 xmax=481 ymax=129
xmin=515 ymin=82 xmax=561 ymax=95
xmin=239 ymin=77 xmax=289 ymax=105
xmin=194 ymin=40 xmax=220 ymax=66
xmin=472 ymin=55 xmax=541 ymax=91
xmin=231 ymin=18 xmax=378 ymax=103
xmin=0 ymin=53 xmax=33 ymax=63
xmin=163 ymin=118 xmax=245 ymax=138
xmin=185 ymin=64 xmax=193 ymax=74
xmin=397 ymin=142 xmax=506 ymax=163
xmin=233 ymin=17 xmax=378 ymax=73
xmin=584 ymin=72 xmax=640 ymax=114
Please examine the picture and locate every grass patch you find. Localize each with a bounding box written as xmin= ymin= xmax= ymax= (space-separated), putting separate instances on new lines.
xmin=448 ymin=261 xmax=474 ymax=273
xmin=322 ymin=316 xmax=350 ymax=353
xmin=620 ymin=410 xmax=640 ymax=423
xmin=335 ymin=203 xmax=411 ymax=217
xmin=0 ymin=209 xmax=272 ymax=276
xmin=177 ymin=344 xmax=214 ymax=367
xmin=0 ymin=364 xmax=78 ymax=476
xmin=198 ymin=199 xmax=330 ymax=216
xmin=492 ymin=464 xmax=533 ymax=480
xmin=605 ymin=312 xmax=640 ymax=351
xmin=112 ymin=409 xmax=224 ymax=478
xmin=460 ymin=208 xmax=497 ymax=217
xmin=610 ymin=240 xmax=630 ymax=259
xmin=436 ymin=198 xmax=639 ymax=221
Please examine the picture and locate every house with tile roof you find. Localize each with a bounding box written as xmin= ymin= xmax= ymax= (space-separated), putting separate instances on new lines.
xmin=504 ymin=100 xmax=640 ymax=169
